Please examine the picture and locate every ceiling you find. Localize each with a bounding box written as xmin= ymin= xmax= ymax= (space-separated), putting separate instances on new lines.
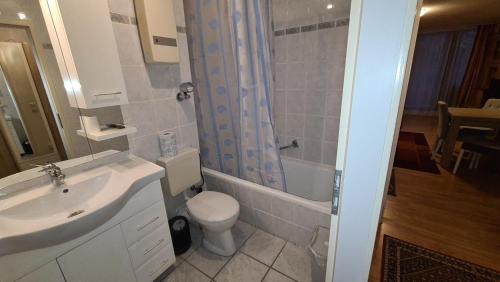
xmin=419 ymin=0 xmax=500 ymax=32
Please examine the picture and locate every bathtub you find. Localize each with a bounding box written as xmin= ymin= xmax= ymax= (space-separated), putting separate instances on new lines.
xmin=281 ymin=157 xmax=334 ymax=205
xmin=202 ymin=157 xmax=335 ymax=246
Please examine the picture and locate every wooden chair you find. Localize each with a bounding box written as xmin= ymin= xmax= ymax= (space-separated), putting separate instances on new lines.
xmin=459 ymin=98 xmax=500 ymax=132
xmin=453 ymin=137 xmax=500 ymax=174
xmin=431 ymin=101 xmax=491 ymax=160
xmin=431 ymin=101 xmax=449 ymax=160
xmin=483 ymin=98 xmax=500 ymax=110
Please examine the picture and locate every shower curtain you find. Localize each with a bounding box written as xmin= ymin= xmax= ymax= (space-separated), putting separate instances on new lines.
xmin=185 ymin=0 xmax=286 ymax=191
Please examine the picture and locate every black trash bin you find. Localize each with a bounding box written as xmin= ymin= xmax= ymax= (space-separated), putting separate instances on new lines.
xmin=168 ymin=216 xmax=192 ymax=255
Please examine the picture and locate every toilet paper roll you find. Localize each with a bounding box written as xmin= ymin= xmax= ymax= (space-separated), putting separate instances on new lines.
xmin=159 ymin=131 xmax=177 ymax=158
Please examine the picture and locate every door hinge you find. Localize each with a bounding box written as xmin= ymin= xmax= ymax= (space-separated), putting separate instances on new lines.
xmin=332 ymin=169 xmax=342 ymax=215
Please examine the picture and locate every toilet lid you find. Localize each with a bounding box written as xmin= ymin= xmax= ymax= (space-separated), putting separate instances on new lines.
xmin=187 ymin=191 xmax=239 ymax=223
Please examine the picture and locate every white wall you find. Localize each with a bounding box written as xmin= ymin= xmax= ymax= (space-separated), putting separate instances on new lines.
xmin=107 ymin=0 xmax=199 ymax=218
xmin=107 ymin=0 xmax=199 ymax=163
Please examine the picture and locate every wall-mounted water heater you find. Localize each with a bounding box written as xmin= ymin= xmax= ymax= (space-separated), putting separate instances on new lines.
xmin=135 ymin=0 xmax=180 ymax=63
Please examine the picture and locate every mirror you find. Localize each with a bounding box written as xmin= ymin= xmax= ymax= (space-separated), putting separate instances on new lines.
xmin=0 ymin=0 xmax=128 ymax=180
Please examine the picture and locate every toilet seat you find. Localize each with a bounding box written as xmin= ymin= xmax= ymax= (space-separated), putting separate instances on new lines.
xmin=187 ymin=191 xmax=239 ymax=227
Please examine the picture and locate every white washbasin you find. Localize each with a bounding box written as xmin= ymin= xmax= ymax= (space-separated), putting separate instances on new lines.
xmin=0 ymin=154 xmax=164 ymax=256
xmin=2 ymin=172 xmax=113 ymax=221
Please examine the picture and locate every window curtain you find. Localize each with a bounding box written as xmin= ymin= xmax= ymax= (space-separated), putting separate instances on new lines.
xmin=184 ymin=0 xmax=286 ymax=191
xmin=438 ymin=31 xmax=477 ymax=105
xmin=455 ymin=24 xmax=500 ymax=107
xmin=404 ymin=30 xmax=476 ymax=114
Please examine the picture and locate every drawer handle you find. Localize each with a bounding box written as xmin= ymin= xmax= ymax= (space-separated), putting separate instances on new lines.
xmin=149 ymin=259 xmax=170 ymax=277
xmin=144 ymin=239 xmax=164 ymax=256
xmin=136 ymin=216 xmax=160 ymax=231
xmin=94 ymin=91 xmax=122 ymax=97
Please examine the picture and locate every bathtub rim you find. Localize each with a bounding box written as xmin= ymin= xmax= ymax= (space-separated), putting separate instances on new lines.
xmin=202 ymin=167 xmax=332 ymax=215
xmin=280 ymin=156 xmax=336 ymax=171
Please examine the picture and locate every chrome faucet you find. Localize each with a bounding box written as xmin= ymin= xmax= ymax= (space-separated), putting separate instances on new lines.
xmin=38 ymin=163 xmax=66 ymax=186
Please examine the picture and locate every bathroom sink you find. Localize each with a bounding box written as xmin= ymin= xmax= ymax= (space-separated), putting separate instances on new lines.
xmin=1 ymin=171 xmax=113 ymax=222
xmin=0 ymin=153 xmax=164 ymax=256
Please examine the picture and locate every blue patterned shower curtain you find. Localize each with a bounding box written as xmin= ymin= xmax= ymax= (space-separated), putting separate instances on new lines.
xmin=185 ymin=0 xmax=286 ymax=191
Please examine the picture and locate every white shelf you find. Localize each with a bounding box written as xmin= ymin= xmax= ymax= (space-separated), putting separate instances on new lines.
xmin=77 ymin=126 xmax=137 ymax=141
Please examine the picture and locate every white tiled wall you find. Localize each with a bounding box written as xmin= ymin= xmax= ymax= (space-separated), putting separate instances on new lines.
xmin=272 ymin=0 xmax=351 ymax=29
xmin=273 ymin=22 xmax=348 ymax=166
xmin=108 ymin=0 xmax=199 ymax=162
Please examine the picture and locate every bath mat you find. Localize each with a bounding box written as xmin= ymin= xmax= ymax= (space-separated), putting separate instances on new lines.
xmin=394 ymin=132 xmax=440 ymax=174
xmin=382 ymin=235 xmax=500 ymax=281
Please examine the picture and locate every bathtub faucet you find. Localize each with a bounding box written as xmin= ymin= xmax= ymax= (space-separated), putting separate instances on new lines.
xmin=279 ymin=139 xmax=299 ymax=150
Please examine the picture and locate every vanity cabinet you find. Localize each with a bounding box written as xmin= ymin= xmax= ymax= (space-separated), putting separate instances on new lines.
xmin=57 ymin=225 xmax=136 ymax=282
xmin=4 ymin=180 xmax=175 ymax=282
xmin=40 ymin=0 xmax=128 ymax=109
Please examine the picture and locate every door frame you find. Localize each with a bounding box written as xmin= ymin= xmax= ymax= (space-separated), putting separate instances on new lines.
xmin=325 ymin=0 xmax=422 ymax=281
xmin=21 ymin=42 xmax=68 ymax=160
xmin=0 ymin=42 xmax=60 ymax=162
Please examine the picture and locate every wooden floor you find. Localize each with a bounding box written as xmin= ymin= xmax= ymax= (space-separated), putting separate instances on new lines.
xmin=369 ymin=114 xmax=500 ymax=281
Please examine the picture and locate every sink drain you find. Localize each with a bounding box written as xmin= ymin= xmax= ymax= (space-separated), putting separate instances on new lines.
xmin=68 ymin=210 xmax=85 ymax=218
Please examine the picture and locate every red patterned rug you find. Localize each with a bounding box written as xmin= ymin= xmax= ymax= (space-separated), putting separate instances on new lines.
xmin=382 ymin=236 xmax=500 ymax=281
xmin=394 ymin=132 xmax=440 ymax=174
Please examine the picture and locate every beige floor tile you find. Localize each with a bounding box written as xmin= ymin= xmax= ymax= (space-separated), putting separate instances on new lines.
xmin=214 ymin=252 xmax=268 ymax=282
xmin=272 ymin=242 xmax=315 ymax=282
xmin=186 ymin=246 xmax=230 ymax=278
xmin=263 ymin=269 xmax=296 ymax=282
xmin=163 ymin=262 xmax=211 ymax=282
xmin=232 ymin=220 xmax=256 ymax=249
xmin=241 ymin=229 xmax=286 ymax=265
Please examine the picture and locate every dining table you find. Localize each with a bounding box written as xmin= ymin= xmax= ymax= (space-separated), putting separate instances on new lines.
xmin=441 ymin=107 xmax=500 ymax=169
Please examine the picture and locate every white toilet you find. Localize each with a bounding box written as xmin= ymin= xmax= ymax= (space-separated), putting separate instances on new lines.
xmin=158 ymin=149 xmax=240 ymax=256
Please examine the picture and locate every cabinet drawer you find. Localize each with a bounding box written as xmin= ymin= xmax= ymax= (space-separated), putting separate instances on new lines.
xmin=135 ymin=244 xmax=175 ymax=282
xmin=128 ymin=223 xmax=171 ymax=269
xmin=121 ymin=201 xmax=167 ymax=246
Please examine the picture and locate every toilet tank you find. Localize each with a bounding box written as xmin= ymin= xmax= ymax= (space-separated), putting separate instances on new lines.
xmin=157 ymin=148 xmax=202 ymax=196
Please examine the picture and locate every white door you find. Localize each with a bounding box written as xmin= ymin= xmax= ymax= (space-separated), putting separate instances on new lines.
xmin=325 ymin=0 xmax=422 ymax=281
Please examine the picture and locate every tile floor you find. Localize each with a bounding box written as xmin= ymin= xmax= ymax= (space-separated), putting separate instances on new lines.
xmin=163 ymin=220 xmax=325 ymax=282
